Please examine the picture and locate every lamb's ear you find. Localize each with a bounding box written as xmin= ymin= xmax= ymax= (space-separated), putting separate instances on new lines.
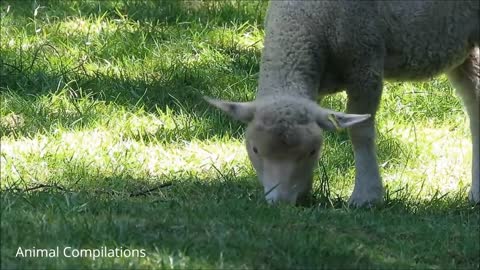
xmin=204 ymin=96 xmax=256 ymax=123
xmin=315 ymin=107 xmax=371 ymax=130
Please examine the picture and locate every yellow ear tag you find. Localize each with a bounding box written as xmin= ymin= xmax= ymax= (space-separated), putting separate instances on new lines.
xmin=328 ymin=114 xmax=342 ymax=130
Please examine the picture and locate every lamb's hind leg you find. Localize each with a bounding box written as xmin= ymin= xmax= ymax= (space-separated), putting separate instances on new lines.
xmin=447 ymin=47 xmax=480 ymax=204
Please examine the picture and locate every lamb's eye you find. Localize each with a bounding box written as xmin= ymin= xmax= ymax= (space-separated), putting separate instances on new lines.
xmin=253 ymin=147 xmax=258 ymax=154
xmin=309 ymin=150 xmax=316 ymax=156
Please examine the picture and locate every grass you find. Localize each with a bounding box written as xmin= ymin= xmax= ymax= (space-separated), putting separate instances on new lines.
xmin=1 ymin=0 xmax=478 ymax=269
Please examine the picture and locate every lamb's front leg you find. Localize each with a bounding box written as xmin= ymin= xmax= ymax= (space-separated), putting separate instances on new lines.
xmin=346 ymin=70 xmax=384 ymax=207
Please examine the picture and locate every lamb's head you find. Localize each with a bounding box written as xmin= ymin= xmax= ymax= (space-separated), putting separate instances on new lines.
xmin=205 ymin=96 xmax=370 ymax=205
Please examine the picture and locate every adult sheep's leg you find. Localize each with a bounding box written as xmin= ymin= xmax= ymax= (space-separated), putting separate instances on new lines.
xmin=346 ymin=66 xmax=384 ymax=207
xmin=447 ymin=47 xmax=479 ymax=204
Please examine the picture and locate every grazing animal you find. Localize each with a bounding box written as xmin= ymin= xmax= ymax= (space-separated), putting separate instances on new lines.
xmin=206 ymin=1 xmax=479 ymax=206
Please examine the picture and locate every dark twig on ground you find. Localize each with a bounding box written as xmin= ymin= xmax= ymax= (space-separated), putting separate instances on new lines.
xmin=3 ymin=181 xmax=173 ymax=198
xmin=129 ymin=182 xmax=173 ymax=197
xmin=21 ymin=183 xmax=68 ymax=192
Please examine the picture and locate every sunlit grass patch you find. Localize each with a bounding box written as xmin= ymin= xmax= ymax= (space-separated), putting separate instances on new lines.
xmin=381 ymin=125 xmax=470 ymax=199
xmin=1 ymin=128 xmax=250 ymax=189
xmin=205 ymin=23 xmax=264 ymax=50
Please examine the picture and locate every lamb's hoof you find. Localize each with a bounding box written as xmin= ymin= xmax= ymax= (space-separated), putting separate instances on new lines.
xmin=468 ymin=189 xmax=480 ymax=205
xmin=348 ymin=189 xmax=384 ymax=208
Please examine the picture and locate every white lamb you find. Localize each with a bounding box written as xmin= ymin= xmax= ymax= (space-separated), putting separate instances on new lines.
xmin=206 ymin=1 xmax=479 ymax=206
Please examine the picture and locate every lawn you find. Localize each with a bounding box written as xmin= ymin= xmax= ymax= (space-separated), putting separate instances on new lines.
xmin=1 ymin=0 xmax=478 ymax=269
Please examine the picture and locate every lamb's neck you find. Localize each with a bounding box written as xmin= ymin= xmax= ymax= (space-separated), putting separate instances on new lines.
xmin=257 ymin=41 xmax=321 ymax=101
xmin=256 ymin=6 xmax=322 ymax=101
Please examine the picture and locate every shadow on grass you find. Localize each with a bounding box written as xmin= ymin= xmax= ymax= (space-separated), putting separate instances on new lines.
xmin=2 ymin=0 xmax=266 ymax=139
xmin=1 ymin=177 xmax=478 ymax=269
xmin=1 ymin=43 xmax=261 ymax=140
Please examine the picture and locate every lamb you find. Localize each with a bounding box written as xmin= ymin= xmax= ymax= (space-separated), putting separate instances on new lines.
xmin=206 ymin=0 xmax=479 ymax=206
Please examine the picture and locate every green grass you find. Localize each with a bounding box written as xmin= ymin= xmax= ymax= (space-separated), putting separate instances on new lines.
xmin=1 ymin=1 xmax=478 ymax=269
